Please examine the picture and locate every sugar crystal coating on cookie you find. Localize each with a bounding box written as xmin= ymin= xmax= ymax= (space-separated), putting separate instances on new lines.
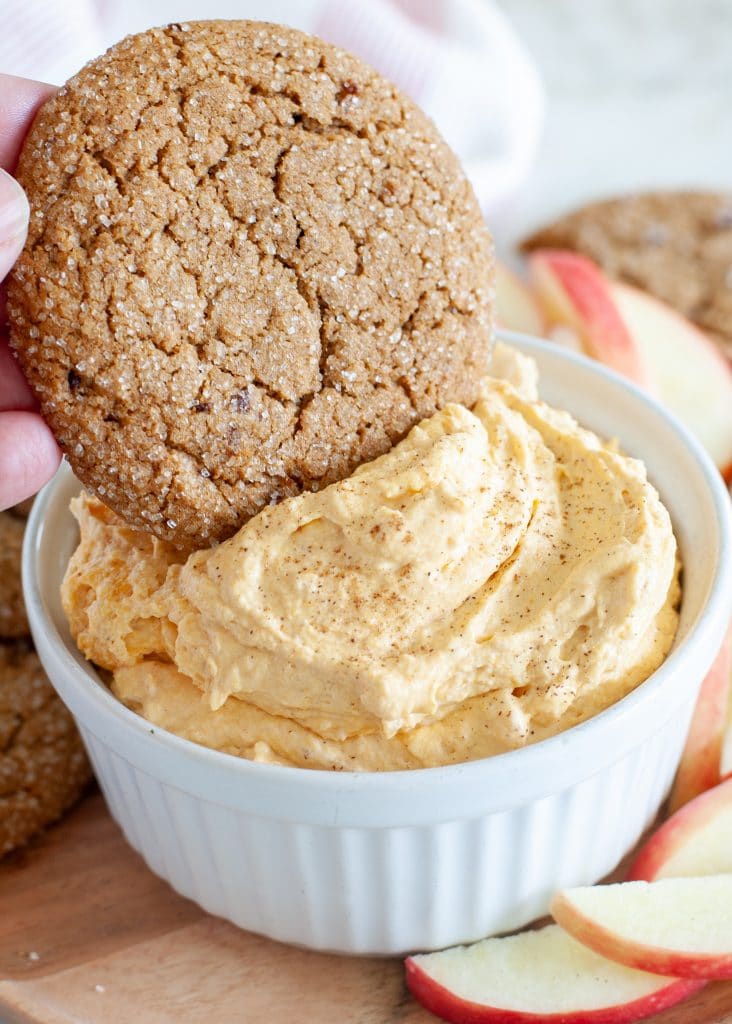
xmin=8 ymin=20 xmax=494 ymax=549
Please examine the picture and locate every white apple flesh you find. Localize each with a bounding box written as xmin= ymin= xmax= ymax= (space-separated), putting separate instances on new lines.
xmin=668 ymin=629 xmax=732 ymax=813
xmin=495 ymin=262 xmax=545 ymax=336
xmin=610 ymin=282 xmax=732 ymax=481
xmin=721 ymin=634 xmax=732 ymax=779
xmin=405 ymin=924 xmax=702 ymax=1024
xmin=527 ymin=250 xmax=656 ymax=390
xmin=527 ymin=249 xmax=732 ymax=479
xmin=629 ymin=775 xmax=732 ymax=881
xmin=552 ymin=876 xmax=732 ymax=980
xmin=723 ymin=689 xmax=732 ymax=780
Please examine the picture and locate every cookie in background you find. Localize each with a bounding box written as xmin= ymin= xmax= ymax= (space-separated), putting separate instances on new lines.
xmin=493 ymin=192 xmax=732 ymax=481
xmin=0 ymin=506 xmax=91 ymax=857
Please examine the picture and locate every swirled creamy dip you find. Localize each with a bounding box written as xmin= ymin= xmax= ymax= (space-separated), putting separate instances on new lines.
xmin=62 ymin=344 xmax=680 ymax=770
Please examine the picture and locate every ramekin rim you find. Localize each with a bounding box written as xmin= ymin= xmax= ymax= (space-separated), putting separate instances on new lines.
xmin=22 ymin=332 xmax=732 ymax=804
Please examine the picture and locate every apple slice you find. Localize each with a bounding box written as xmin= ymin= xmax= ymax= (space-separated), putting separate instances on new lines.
xmin=720 ymin=626 xmax=732 ymax=779
xmin=628 ymin=775 xmax=732 ymax=881
xmin=667 ymin=629 xmax=732 ymax=813
xmin=405 ymin=924 xmax=702 ymax=1024
xmin=722 ymin=680 xmax=732 ymax=780
xmin=547 ymin=323 xmax=585 ymax=353
xmin=552 ymin=876 xmax=732 ymax=979
xmin=611 ymin=282 xmax=732 ymax=480
xmin=527 ymin=249 xmax=656 ymax=390
xmin=495 ymin=261 xmax=545 ymax=336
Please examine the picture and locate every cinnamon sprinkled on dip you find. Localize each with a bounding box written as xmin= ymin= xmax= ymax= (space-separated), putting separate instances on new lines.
xmin=62 ymin=344 xmax=679 ymax=770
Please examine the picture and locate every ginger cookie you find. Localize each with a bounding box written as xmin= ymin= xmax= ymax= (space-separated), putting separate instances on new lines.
xmin=0 ymin=512 xmax=29 ymax=640
xmin=522 ymin=191 xmax=732 ymax=360
xmin=8 ymin=20 xmax=494 ymax=551
xmin=0 ymin=642 xmax=91 ymax=856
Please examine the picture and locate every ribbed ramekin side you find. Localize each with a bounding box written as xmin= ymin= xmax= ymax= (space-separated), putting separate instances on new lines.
xmin=78 ymin=696 xmax=694 ymax=955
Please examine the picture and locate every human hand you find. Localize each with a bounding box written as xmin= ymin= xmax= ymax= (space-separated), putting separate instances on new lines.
xmin=0 ymin=74 xmax=61 ymax=510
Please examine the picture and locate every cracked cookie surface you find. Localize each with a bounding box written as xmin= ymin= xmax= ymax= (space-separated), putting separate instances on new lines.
xmin=0 ymin=642 xmax=91 ymax=855
xmin=8 ymin=20 xmax=494 ymax=550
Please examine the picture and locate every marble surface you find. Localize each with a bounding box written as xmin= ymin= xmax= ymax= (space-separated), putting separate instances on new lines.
xmin=492 ymin=0 xmax=732 ymax=257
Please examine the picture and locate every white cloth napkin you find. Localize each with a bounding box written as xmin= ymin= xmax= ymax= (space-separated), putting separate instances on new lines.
xmin=0 ymin=0 xmax=543 ymax=214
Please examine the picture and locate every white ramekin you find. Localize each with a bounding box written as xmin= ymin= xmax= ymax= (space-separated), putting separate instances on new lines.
xmin=23 ymin=333 xmax=732 ymax=956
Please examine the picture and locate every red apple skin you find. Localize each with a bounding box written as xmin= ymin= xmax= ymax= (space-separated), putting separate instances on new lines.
xmin=551 ymin=892 xmax=732 ymax=981
xmin=527 ymin=250 xmax=656 ymax=391
xmin=628 ymin=775 xmax=732 ymax=882
xmin=609 ymin=281 xmax=732 ymax=480
xmin=668 ymin=629 xmax=732 ymax=814
xmin=405 ymin=956 xmax=703 ymax=1024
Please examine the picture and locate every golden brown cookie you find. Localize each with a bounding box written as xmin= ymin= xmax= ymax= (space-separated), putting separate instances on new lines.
xmin=8 ymin=20 xmax=494 ymax=551
xmin=521 ymin=191 xmax=732 ymax=360
xmin=0 ymin=512 xmax=29 ymax=639
xmin=0 ymin=642 xmax=91 ymax=856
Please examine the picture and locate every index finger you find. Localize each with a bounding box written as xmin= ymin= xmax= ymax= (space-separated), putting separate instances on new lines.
xmin=0 ymin=73 xmax=57 ymax=172
xmin=0 ymin=75 xmax=58 ymax=413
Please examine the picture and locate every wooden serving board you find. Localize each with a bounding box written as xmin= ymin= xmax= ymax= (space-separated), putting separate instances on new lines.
xmin=0 ymin=790 xmax=731 ymax=1024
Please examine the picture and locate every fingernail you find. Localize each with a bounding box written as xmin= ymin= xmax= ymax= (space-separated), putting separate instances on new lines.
xmin=0 ymin=168 xmax=30 ymax=244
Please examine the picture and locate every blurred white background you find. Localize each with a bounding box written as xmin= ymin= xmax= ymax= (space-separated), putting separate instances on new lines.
xmin=494 ymin=0 xmax=732 ymax=254
xmin=2 ymin=0 xmax=730 ymax=256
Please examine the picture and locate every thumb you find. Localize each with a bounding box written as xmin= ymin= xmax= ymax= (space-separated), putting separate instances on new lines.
xmin=0 ymin=168 xmax=29 ymax=283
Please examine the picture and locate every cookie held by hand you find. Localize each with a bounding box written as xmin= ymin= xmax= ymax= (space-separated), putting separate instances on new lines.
xmin=8 ymin=20 xmax=494 ymax=550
